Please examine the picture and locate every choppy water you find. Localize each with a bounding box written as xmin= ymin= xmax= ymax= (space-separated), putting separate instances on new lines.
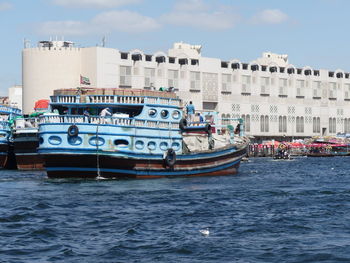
xmin=1 ymin=157 xmax=350 ymax=262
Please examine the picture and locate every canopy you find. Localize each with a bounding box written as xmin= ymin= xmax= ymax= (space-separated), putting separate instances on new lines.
xmin=34 ymin=99 xmax=49 ymax=110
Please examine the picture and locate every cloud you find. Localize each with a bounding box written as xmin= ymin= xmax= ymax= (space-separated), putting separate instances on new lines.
xmin=36 ymin=21 xmax=87 ymax=36
xmin=251 ymin=9 xmax=288 ymax=24
xmin=92 ymin=10 xmax=160 ymax=33
xmin=0 ymin=2 xmax=12 ymax=11
xmin=51 ymin=0 xmax=141 ymax=8
xmin=161 ymin=0 xmax=239 ymax=31
xmin=35 ymin=10 xmax=160 ymax=36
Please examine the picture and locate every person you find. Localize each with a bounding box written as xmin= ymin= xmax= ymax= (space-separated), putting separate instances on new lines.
xmin=83 ymin=108 xmax=91 ymax=123
xmin=100 ymin=107 xmax=112 ymax=117
xmin=234 ymin=123 xmax=241 ymax=135
xmin=186 ymin=101 xmax=195 ymax=123
xmin=100 ymin=107 xmax=112 ymax=124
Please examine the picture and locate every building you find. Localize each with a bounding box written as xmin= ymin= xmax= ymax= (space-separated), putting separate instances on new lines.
xmin=8 ymin=85 xmax=22 ymax=110
xmin=22 ymin=40 xmax=350 ymax=141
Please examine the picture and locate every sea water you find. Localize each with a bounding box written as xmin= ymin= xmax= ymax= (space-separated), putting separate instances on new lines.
xmin=1 ymin=157 xmax=350 ymax=262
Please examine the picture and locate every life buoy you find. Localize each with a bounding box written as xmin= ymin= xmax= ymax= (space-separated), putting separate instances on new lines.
xmin=68 ymin=125 xmax=79 ymax=137
xmin=164 ymin=148 xmax=176 ymax=168
xmin=179 ymin=118 xmax=187 ymax=131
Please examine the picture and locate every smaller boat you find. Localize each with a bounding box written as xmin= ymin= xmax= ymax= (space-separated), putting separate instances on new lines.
xmin=0 ymin=105 xmax=21 ymax=168
xmin=12 ymin=116 xmax=43 ymax=170
xmin=273 ymin=144 xmax=292 ymax=160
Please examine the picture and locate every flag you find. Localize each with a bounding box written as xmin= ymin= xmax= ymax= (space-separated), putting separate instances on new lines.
xmin=80 ymin=75 xmax=90 ymax=85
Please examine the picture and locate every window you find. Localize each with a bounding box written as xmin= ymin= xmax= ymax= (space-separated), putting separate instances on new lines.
xmin=190 ymin=71 xmax=200 ymax=91
xmin=222 ymin=74 xmax=232 ymax=93
xmin=119 ymin=66 xmax=132 ymax=87
xmin=261 ymin=77 xmax=270 ymax=95
xmin=242 ymin=114 xmax=250 ymax=132
xmin=296 ymin=116 xmax=304 ymax=133
xmin=168 ymin=70 xmax=178 ymax=89
xmin=329 ymin=117 xmax=336 ymax=133
xmin=260 ymin=115 xmax=269 ymax=132
xmin=242 ymin=75 xmax=251 ymax=94
xmin=144 ymin=68 xmax=155 ymax=88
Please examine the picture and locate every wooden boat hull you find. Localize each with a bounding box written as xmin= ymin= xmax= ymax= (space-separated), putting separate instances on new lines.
xmin=0 ymin=143 xmax=9 ymax=168
xmin=41 ymin=146 xmax=247 ymax=179
xmin=13 ymin=136 xmax=44 ymax=170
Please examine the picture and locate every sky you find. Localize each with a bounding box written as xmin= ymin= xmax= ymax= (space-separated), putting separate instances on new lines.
xmin=0 ymin=0 xmax=350 ymax=95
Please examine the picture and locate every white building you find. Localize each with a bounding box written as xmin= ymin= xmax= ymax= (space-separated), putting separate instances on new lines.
xmin=22 ymin=40 xmax=350 ymax=141
xmin=8 ymin=85 xmax=22 ymax=110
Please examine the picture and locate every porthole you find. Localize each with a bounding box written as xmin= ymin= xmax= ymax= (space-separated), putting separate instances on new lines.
xmin=39 ymin=137 xmax=44 ymax=144
xmin=68 ymin=136 xmax=82 ymax=145
xmin=161 ymin=110 xmax=169 ymax=118
xmin=171 ymin=142 xmax=180 ymax=151
xmin=159 ymin=142 xmax=168 ymax=151
xmin=172 ymin=110 xmax=181 ymax=119
xmin=48 ymin=136 xmax=62 ymax=145
xmin=148 ymin=108 xmax=157 ymax=117
xmin=135 ymin=140 xmax=144 ymax=150
xmin=89 ymin=136 xmax=105 ymax=146
xmin=147 ymin=141 xmax=156 ymax=150
xmin=114 ymin=139 xmax=129 ymax=147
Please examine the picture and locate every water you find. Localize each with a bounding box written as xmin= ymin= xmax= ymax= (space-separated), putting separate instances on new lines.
xmin=1 ymin=157 xmax=350 ymax=262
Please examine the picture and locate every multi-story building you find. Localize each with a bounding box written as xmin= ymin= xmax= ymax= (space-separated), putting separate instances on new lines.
xmin=22 ymin=40 xmax=350 ymax=141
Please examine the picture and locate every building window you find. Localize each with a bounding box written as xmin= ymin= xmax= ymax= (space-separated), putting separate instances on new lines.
xmin=329 ymin=117 xmax=336 ymax=133
xmin=329 ymin=82 xmax=337 ymax=99
xmin=168 ymin=70 xmax=178 ymax=89
xmin=242 ymin=114 xmax=250 ymax=132
xmin=312 ymin=81 xmax=321 ymax=98
xmin=296 ymin=80 xmax=305 ymax=98
xmin=242 ymin=75 xmax=251 ymax=94
xmin=345 ymin=84 xmax=350 ymax=100
xmin=296 ymin=116 xmax=304 ymax=133
xmin=119 ymin=66 xmax=132 ymax=87
xmin=260 ymin=77 xmax=270 ymax=95
xmin=190 ymin=71 xmax=200 ymax=91
xmin=279 ymin=78 xmax=288 ymax=97
xmin=260 ymin=115 xmax=269 ymax=132
xmin=144 ymin=68 xmax=155 ymax=88
xmin=222 ymin=74 xmax=232 ymax=93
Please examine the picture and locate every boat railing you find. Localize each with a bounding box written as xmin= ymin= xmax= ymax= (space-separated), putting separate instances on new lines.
xmin=51 ymin=94 xmax=181 ymax=107
xmin=14 ymin=117 xmax=39 ymax=130
xmin=39 ymin=115 xmax=180 ymax=129
xmin=52 ymin=96 xmax=77 ymax=104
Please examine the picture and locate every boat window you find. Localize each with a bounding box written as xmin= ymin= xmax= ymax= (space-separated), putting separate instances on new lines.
xmin=172 ymin=110 xmax=181 ymax=119
xmin=114 ymin=139 xmax=129 ymax=147
xmin=161 ymin=110 xmax=169 ymax=118
xmin=149 ymin=109 xmax=157 ymax=117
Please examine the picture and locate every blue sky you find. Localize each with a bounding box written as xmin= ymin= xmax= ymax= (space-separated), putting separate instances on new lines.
xmin=0 ymin=0 xmax=349 ymax=95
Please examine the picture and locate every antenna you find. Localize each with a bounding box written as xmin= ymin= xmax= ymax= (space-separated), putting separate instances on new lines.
xmin=102 ymin=36 xmax=106 ymax=47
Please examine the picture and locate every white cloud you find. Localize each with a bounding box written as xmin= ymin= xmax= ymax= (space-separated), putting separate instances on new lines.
xmin=92 ymin=10 xmax=161 ymax=33
xmin=173 ymin=0 xmax=208 ymax=12
xmin=36 ymin=21 xmax=87 ymax=36
xmin=251 ymin=9 xmax=288 ymax=24
xmin=0 ymin=2 xmax=12 ymax=11
xmin=35 ymin=10 xmax=160 ymax=36
xmin=52 ymin=0 xmax=141 ymax=8
xmin=161 ymin=0 xmax=239 ymax=31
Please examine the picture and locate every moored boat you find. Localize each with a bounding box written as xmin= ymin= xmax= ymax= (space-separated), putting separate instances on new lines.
xmin=13 ymin=117 xmax=43 ymax=170
xmin=0 ymin=105 xmax=21 ymax=168
xmin=38 ymin=88 xmax=249 ymax=179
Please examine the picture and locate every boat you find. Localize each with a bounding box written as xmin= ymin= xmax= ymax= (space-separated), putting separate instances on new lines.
xmin=37 ymin=88 xmax=249 ymax=179
xmin=0 ymin=105 xmax=21 ymax=168
xmin=273 ymin=143 xmax=292 ymax=160
xmin=12 ymin=116 xmax=44 ymax=170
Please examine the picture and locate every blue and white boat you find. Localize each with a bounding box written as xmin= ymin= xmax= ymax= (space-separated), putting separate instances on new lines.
xmin=0 ymin=105 xmax=21 ymax=168
xmin=38 ymin=88 xmax=248 ymax=179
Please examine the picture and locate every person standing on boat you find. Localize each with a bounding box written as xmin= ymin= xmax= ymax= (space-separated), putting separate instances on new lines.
xmin=84 ymin=108 xmax=91 ymax=123
xmin=186 ymin=101 xmax=195 ymax=124
xmin=100 ymin=107 xmax=112 ymax=124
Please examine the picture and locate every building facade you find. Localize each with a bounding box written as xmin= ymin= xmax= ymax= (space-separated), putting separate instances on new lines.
xmin=22 ymin=40 xmax=350 ymax=141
